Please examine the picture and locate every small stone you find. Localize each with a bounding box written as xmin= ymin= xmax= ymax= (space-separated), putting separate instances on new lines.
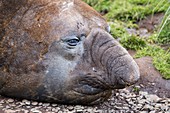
xmin=87 ymin=108 xmax=93 ymax=112
xmin=53 ymin=107 xmax=60 ymax=111
xmin=128 ymin=101 xmax=134 ymax=105
xmin=126 ymin=98 xmax=131 ymax=102
xmin=149 ymin=110 xmax=157 ymax=113
xmin=137 ymin=95 xmax=144 ymax=100
xmin=30 ymin=109 xmax=42 ymax=113
xmin=139 ymin=91 xmax=148 ymax=96
xmin=0 ymin=100 xmax=4 ymax=104
xmin=115 ymin=93 xmax=119 ymax=96
xmin=51 ymin=104 xmax=58 ymax=107
xmin=5 ymin=105 xmax=10 ymax=109
xmin=142 ymin=104 xmax=154 ymax=110
xmin=51 ymin=108 xmax=57 ymax=112
xmin=21 ymin=109 xmax=29 ymax=113
xmin=115 ymin=106 xmax=122 ymax=110
xmin=147 ymin=94 xmax=160 ymax=102
xmin=120 ymin=92 xmax=126 ymax=97
xmin=76 ymin=109 xmax=83 ymax=112
xmin=135 ymin=85 xmax=141 ymax=89
xmin=67 ymin=106 xmax=74 ymax=111
xmin=42 ymin=103 xmax=50 ymax=107
xmin=25 ymin=101 xmax=31 ymax=105
xmin=140 ymin=111 xmax=148 ymax=113
xmin=131 ymin=97 xmax=137 ymax=101
xmin=22 ymin=99 xmax=27 ymax=103
xmin=47 ymin=106 xmax=52 ymax=111
xmin=32 ymin=101 xmax=38 ymax=106
xmin=22 ymin=99 xmax=30 ymax=105
xmin=151 ymin=83 xmax=155 ymax=85
xmin=110 ymin=102 xmax=115 ymax=106
xmin=10 ymin=104 xmax=16 ymax=107
xmin=155 ymin=103 xmax=162 ymax=108
xmin=7 ymin=99 xmax=14 ymax=103
xmin=26 ymin=106 xmax=31 ymax=109
xmin=157 ymin=98 xmax=169 ymax=103
xmin=58 ymin=111 xmax=63 ymax=113
xmin=138 ymin=99 xmax=146 ymax=104
xmin=137 ymin=104 xmax=143 ymax=108
xmin=4 ymin=110 xmax=16 ymax=113
xmin=161 ymin=105 xmax=169 ymax=111
xmin=75 ymin=105 xmax=83 ymax=110
xmin=38 ymin=102 xmax=43 ymax=105
xmin=93 ymin=110 xmax=100 ymax=113
xmin=140 ymin=84 xmax=144 ymax=88
xmin=122 ymin=107 xmax=129 ymax=110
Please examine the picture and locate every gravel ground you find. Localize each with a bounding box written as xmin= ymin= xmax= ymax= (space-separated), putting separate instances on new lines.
xmin=0 ymin=88 xmax=169 ymax=113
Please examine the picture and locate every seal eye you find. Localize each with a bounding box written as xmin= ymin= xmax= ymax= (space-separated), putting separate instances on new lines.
xmin=66 ymin=38 xmax=80 ymax=46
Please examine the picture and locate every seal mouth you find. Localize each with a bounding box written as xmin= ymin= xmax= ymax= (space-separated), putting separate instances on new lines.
xmin=108 ymin=77 xmax=130 ymax=89
xmin=118 ymin=77 xmax=131 ymax=87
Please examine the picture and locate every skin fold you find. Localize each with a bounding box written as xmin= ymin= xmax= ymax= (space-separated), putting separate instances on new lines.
xmin=0 ymin=0 xmax=140 ymax=105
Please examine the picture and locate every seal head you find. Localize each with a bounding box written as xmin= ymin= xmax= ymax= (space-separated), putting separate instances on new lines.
xmin=0 ymin=0 xmax=140 ymax=105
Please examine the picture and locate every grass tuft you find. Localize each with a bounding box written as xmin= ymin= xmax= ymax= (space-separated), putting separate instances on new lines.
xmin=135 ymin=46 xmax=170 ymax=79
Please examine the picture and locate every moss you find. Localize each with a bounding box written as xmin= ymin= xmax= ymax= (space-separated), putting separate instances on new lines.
xmin=120 ymin=35 xmax=147 ymax=50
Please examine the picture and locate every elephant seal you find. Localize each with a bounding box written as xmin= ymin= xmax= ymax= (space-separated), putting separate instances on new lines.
xmin=0 ymin=0 xmax=140 ymax=105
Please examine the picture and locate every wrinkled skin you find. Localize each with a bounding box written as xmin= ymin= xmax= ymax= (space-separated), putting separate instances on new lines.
xmin=0 ymin=0 xmax=140 ymax=105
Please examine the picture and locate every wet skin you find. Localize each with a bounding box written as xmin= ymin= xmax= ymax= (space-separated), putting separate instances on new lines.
xmin=0 ymin=0 xmax=140 ymax=105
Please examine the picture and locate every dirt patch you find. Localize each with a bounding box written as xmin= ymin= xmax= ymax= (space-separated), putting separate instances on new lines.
xmin=126 ymin=13 xmax=165 ymax=38
xmin=128 ymin=56 xmax=170 ymax=98
xmin=126 ymin=13 xmax=170 ymax=98
xmin=138 ymin=13 xmax=164 ymax=32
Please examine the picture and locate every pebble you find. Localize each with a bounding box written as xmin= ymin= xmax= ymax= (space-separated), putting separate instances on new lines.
xmin=139 ymin=91 xmax=148 ymax=97
xmin=51 ymin=104 xmax=58 ymax=107
xmin=22 ymin=99 xmax=31 ymax=105
xmin=7 ymin=99 xmax=14 ymax=103
xmin=0 ymin=89 xmax=169 ymax=112
xmin=146 ymin=94 xmax=160 ymax=102
xmin=142 ymin=104 xmax=154 ymax=110
xmin=42 ymin=103 xmax=50 ymax=107
xmin=149 ymin=111 xmax=156 ymax=113
xmin=0 ymin=100 xmax=4 ymax=104
xmin=32 ymin=102 xmax=38 ymax=106
xmin=38 ymin=102 xmax=43 ymax=106
xmin=31 ymin=109 xmax=42 ymax=113
xmin=67 ymin=106 xmax=74 ymax=111
xmin=4 ymin=110 xmax=16 ymax=113
xmin=58 ymin=111 xmax=63 ymax=113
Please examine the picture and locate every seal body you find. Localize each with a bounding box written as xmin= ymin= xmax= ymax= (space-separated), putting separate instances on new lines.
xmin=0 ymin=0 xmax=140 ymax=105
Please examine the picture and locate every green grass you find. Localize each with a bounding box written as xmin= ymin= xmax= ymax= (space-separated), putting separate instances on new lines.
xmin=83 ymin=0 xmax=170 ymax=79
xmin=120 ymin=35 xmax=147 ymax=50
xmin=157 ymin=7 xmax=170 ymax=44
xmin=135 ymin=46 xmax=170 ymax=79
xmin=84 ymin=0 xmax=170 ymax=22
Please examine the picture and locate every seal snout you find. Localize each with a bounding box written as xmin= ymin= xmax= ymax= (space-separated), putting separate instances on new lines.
xmin=85 ymin=28 xmax=140 ymax=89
xmin=113 ymin=59 xmax=140 ymax=89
